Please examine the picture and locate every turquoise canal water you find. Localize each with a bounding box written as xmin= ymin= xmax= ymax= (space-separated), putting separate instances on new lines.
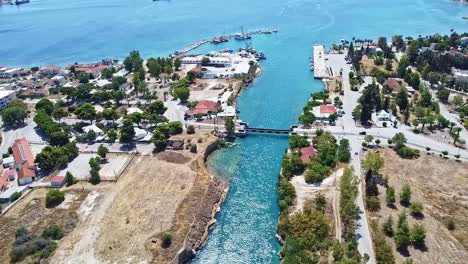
xmin=1 ymin=0 xmax=466 ymax=263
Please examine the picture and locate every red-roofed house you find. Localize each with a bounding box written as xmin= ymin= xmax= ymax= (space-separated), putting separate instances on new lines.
xmin=383 ymin=78 xmax=402 ymax=93
xmin=312 ymin=105 xmax=337 ymax=123
xmin=12 ymin=138 xmax=37 ymax=186
xmin=50 ymin=176 xmax=66 ymax=188
xmin=186 ymin=100 xmax=221 ymax=117
xmin=39 ymin=66 xmax=62 ymax=76
xmin=300 ymin=146 xmax=317 ymax=163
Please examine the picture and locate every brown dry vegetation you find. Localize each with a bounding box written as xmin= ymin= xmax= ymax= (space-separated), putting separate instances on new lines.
xmin=369 ymin=148 xmax=468 ymax=263
xmin=359 ymin=55 xmax=398 ymax=76
xmin=0 ymin=188 xmax=89 ymax=264
xmin=49 ymin=130 xmax=226 ymax=264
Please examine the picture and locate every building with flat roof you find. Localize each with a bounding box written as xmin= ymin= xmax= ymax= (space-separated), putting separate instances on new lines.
xmin=0 ymin=90 xmax=16 ymax=110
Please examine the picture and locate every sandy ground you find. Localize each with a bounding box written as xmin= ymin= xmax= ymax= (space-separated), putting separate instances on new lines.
xmin=58 ymin=153 xmax=132 ymax=180
xmin=0 ymin=188 xmax=89 ymax=264
xmin=50 ymin=130 xmax=222 ymax=264
xmin=359 ymin=55 xmax=398 ymax=76
xmin=290 ymin=168 xmax=343 ymax=213
xmin=188 ymin=79 xmax=241 ymax=102
xmin=369 ymin=148 xmax=468 ymax=263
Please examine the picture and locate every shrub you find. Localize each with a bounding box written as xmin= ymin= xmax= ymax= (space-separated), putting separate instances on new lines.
xmin=197 ymin=138 xmax=203 ymax=143
xmin=442 ymin=150 xmax=448 ymax=156
xmin=410 ymin=201 xmax=424 ymax=217
xmin=382 ymin=122 xmax=387 ymax=127
xmin=10 ymin=192 xmax=22 ymax=202
xmin=400 ymin=184 xmax=411 ymax=206
xmin=45 ymin=190 xmax=65 ymax=208
xmin=386 ymin=186 xmax=396 ymax=206
xmin=89 ymin=169 xmax=101 ymax=185
xmin=366 ymin=196 xmax=381 ymax=211
xmin=190 ymin=144 xmax=197 ymax=153
xmin=411 ymin=224 xmax=426 ymax=246
xmin=426 ymin=147 xmax=431 ymax=151
xmin=446 ymin=218 xmax=455 ymax=230
xmin=382 ymin=216 xmax=394 ymax=237
xmin=162 ymin=233 xmax=172 ymax=248
xmin=396 ymin=146 xmax=420 ymax=159
xmin=42 ymin=224 xmax=64 ymax=240
xmin=187 ymin=125 xmax=195 ymax=134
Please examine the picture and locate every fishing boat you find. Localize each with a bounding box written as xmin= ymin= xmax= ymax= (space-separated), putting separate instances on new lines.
xmin=211 ymin=36 xmax=229 ymax=44
xmin=234 ymin=26 xmax=251 ymax=40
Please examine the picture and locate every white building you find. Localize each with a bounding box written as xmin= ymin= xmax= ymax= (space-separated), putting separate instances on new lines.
xmin=0 ymin=90 xmax=16 ymax=110
xmin=82 ymin=124 xmax=105 ymax=141
xmin=0 ymin=68 xmax=21 ymax=79
xmin=51 ymin=75 xmax=67 ymax=86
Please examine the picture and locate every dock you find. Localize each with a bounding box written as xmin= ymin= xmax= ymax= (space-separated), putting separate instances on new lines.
xmin=174 ymin=29 xmax=280 ymax=56
xmin=313 ymin=45 xmax=328 ymax=79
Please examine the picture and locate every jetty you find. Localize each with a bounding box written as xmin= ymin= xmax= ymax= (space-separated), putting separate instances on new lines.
xmin=174 ymin=29 xmax=280 ymax=56
xmin=313 ymin=45 xmax=328 ymax=79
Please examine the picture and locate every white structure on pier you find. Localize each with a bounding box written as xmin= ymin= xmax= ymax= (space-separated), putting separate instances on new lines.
xmin=313 ymin=45 xmax=328 ymax=79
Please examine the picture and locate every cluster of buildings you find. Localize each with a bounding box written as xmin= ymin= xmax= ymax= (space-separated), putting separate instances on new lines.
xmin=181 ymin=51 xmax=255 ymax=79
xmin=0 ymin=58 xmax=121 ymax=110
xmin=0 ymin=138 xmax=37 ymax=202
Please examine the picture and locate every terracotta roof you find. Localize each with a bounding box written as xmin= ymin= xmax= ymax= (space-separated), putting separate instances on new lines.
xmin=320 ymin=105 xmax=337 ymax=114
xmin=50 ymin=176 xmax=65 ymax=183
xmin=12 ymin=138 xmax=34 ymax=166
xmin=2 ymin=169 xmax=16 ymax=177
xmin=186 ymin=100 xmax=220 ymax=115
xmin=300 ymin=146 xmax=317 ymax=163
xmin=384 ymin=78 xmax=401 ymax=91
xmin=18 ymin=165 xmax=35 ymax=179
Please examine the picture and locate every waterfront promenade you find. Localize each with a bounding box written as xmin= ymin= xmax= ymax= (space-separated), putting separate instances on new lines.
xmin=313 ymin=45 xmax=328 ymax=78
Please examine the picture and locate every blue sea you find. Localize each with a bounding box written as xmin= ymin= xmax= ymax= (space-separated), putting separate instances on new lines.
xmin=1 ymin=0 xmax=466 ymax=263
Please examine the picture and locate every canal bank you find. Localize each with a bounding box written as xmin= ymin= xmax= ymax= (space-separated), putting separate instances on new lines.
xmin=0 ymin=0 xmax=466 ymax=263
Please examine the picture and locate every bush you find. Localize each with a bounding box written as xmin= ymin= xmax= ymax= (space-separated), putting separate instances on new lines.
xmin=10 ymin=192 xmax=22 ymax=202
xmin=400 ymin=184 xmax=411 ymax=206
xmin=411 ymin=224 xmax=426 ymax=246
xmin=45 ymin=190 xmax=65 ymax=208
xmin=197 ymin=138 xmax=203 ymax=143
xmin=289 ymin=135 xmax=309 ymax=149
xmin=366 ymin=196 xmax=381 ymax=211
xmin=42 ymin=225 xmax=64 ymax=240
xmin=396 ymin=146 xmax=420 ymax=159
xmin=410 ymin=201 xmax=424 ymax=217
xmin=446 ymin=218 xmax=456 ymax=230
xmin=187 ymin=125 xmax=195 ymax=134
xmin=190 ymin=144 xmax=197 ymax=153
xmin=89 ymin=169 xmax=101 ymax=185
xmin=442 ymin=150 xmax=448 ymax=156
xmin=162 ymin=233 xmax=172 ymax=248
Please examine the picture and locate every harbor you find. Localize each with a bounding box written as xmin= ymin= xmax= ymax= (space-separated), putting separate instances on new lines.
xmin=174 ymin=29 xmax=279 ymax=55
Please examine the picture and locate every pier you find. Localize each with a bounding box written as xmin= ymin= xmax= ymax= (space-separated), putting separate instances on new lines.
xmin=174 ymin=29 xmax=280 ymax=55
xmin=313 ymin=45 xmax=328 ymax=79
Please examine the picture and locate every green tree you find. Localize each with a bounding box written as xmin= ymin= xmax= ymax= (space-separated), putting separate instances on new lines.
xmin=410 ymin=201 xmax=424 ymax=216
xmin=451 ymin=95 xmax=464 ymax=109
xmin=382 ymin=215 xmax=394 ymax=237
xmin=174 ymin=58 xmax=182 ymax=71
xmin=75 ymin=103 xmax=97 ymax=122
xmin=411 ymin=224 xmax=426 ymax=246
xmin=65 ymin=171 xmax=76 ymax=186
xmin=392 ymin=132 xmax=407 ymax=150
xmin=337 ymin=138 xmax=351 ymax=162
xmin=400 ymin=184 xmax=411 ymax=205
xmin=102 ymin=108 xmax=119 ymax=123
xmin=1 ymin=105 xmax=28 ymax=128
xmin=35 ymin=98 xmax=54 ymax=115
xmin=97 ymin=144 xmax=109 ymax=160
xmin=225 ymin=117 xmax=235 ymax=136
xmin=395 ymin=87 xmax=408 ymax=112
xmin=395 ymin=221 xmax=411 ymax=249
xmin=151 ymin=130 xmax=168 ymax=152
xmin=386 ymin=186 xmax=396 ymax=206
xmin=46 ymin=189 xmax=65 ymax=208
xmin=288 ymin=135 xmax=309 ymax=149
xmin=119 ymin=119 xmax=135 ymax=144
xmin=298 ymin=111 xmax=315 ymax=126
xmin=42 ymin=224 xmax=64 ymax=240
xmin=52 ymin=106 xmax=67 ymax=122
xmin=107 ymin=128 xmax=117 ymax=143
xmin=89 ymin=169 xmax=100 ymax=185
xmin=363 ymin=151 xmax=384 ymax=176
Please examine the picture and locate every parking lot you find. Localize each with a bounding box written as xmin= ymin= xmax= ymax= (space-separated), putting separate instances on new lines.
xmin=58 ymin=153 xmax=133 ymax=181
